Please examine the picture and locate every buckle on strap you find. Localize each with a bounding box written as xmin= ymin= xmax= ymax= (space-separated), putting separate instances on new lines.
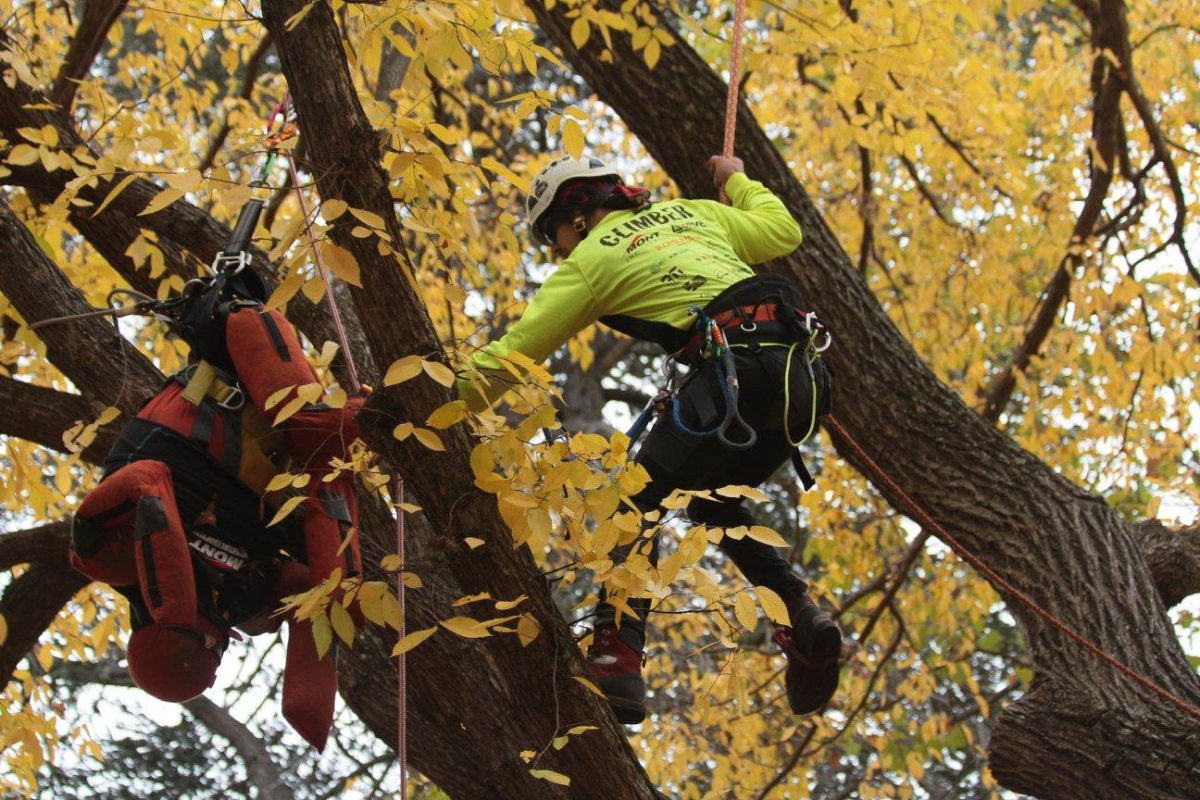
xmin=178 ymin=361 xmax=245 ymax=411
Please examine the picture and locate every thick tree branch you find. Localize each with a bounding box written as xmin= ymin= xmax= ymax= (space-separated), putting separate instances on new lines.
xmin=0 ymin=376 xmax=113 ymax=462
xmin=260 ymin=3 xmax=660 ymax=797
xmin=0 ymin=562 xmax=87 ymax=683
xmin=1132 ymin=520 xmax=1200 ymax=609
xmin=0 ymin=521 xmax=71 ymax=571
xmin=979 ymin=2 xmax=1127 ymax=422
xmin=0 ymin=198 xmax=162 ymax=411
xmin=50 ymin=0 xmax=129 ymax=110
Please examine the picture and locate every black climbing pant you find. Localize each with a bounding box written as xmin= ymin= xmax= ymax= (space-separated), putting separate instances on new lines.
xmin=596 ymin=330 xmax=832 ymax=651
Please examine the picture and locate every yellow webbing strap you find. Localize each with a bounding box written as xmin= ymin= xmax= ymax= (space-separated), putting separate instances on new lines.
xmin=181 ymin=361 xmax=216 ymax=405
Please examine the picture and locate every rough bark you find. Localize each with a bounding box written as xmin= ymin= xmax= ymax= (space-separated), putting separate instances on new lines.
xmin=1133 ymin=521 xmax=1200 ymax=609
xmin=0 ymin=36 xmax=375 ymax=392
xmin=526 ymin=2 xmax=1200 ymax=798
xmin=0 ymin=377 xmax=113 ymax=463
xmin=260 ymin=3 xmax=659 ymax=798
xmin=0 ymin=198 xmax=162 ymax=411
xmin=50 ymin=0 xmax=129 ymax=110
xmin=0 ymin=563 xmax=87 ymax=682
xmin=0 ymin=521 xmax=71 ymax=572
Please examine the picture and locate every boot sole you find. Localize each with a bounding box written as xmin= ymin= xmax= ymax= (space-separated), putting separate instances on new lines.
xmin=597 ymin=674 xmax=647 ymax=725
xmin=786 ymin=620 xmax=842 ymax=715
xmin=608 ymin=695 xmax=647 ymax=725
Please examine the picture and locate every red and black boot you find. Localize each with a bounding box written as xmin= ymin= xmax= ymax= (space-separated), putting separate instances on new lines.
xmin=772 ymin=594 xmax=842 ymax=715
xmin=587 ymin=626 xmax=646 ymax=724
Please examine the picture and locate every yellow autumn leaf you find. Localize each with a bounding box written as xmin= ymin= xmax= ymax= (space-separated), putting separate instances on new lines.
xmin=746 ymin=526 xmax=789 ymax=548
xmin=644 ymin=38 xmax=661 ymax=69
xmin=412 ymin=427 xmax=445 ymax=451
xmin=392 ymin=626 xmax=437 ymax=656
xmin=530 ymin=769 xmax=570 ymax=786
xmin=517 ymin=613 xmax=541 ymax=646
xmin=267 ymin=494 xmax=307 ymax=527
xmin=570 ymin=16 xmax=589 ymax=49
xmin=755 ymin=586 xmax=791 ymax=626
xmin=573 ymin=675 xmax=605 ymax=697
xmin=440 ymin=616 xmax=492 ymax=638
xmin=562 ymin=118 xmax=585 ymax=158
xmin=733 ymin=591 xmax=758 ymax=631
xmin=384 ymin=355 xmax=423 ymax=386
xmin=264 ymin=385 xmax=295 ymax=410
xmin=349 ymin=207 xmax=387 ymax=230
xmin=330 ymin=602 xmax=355 ymax=647
xmin=421 ymin=359 xmax=456 ymax=387
xmin=265 ymin=472 xmax=298 ymax=493
xmin=285 ymin=0 xmax=317 ymax=30
xmin=312 ymin=612 xmax=333 ymax=658
xmin=273 ymin=396 xmax=307 ymax=426
xmin=138 ymin=186 xmax=186 ymax=216
xmin=320 ymin=241 xmax=362 ymax=287
xmin=426 ymin=400 xmax=468 ymax=429
xmin=92 ymin=173 xmax=139 ymax=218
xmin=322 ymin=198 xmax=349 ymax=220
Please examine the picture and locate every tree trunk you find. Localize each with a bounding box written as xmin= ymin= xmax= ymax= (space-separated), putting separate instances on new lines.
xmin=259 ymin=2 xmax=661 ymax=797
xmin=526 ymin=2 xmax=1200 ymax=797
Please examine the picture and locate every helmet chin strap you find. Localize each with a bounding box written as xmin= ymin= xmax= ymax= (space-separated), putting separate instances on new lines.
xmin=572 ymin=213 xmax=590 ymax=239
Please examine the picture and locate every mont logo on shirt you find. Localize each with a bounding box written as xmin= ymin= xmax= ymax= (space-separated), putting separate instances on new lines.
xmin=597 ymin=204 xmax=696 ymax=247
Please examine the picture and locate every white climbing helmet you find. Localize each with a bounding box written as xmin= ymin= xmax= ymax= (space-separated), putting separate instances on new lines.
xmin=526 ymin=155 xmax=619 ymax=244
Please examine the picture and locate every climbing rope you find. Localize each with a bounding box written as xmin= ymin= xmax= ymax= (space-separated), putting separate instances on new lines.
xmin=824 ymin=416 xmax=1200 ymax=721
xmin=711 ymin=2 xmax=1200 ymax=722
xmin=722 ymin=0 xmax=747 ymax=160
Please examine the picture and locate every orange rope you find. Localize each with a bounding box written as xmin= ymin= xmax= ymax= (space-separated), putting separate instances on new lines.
xmin=712 ymin=1 xmax=1200 ymax=723
xmin=722 ymin=0 xmax=747 ymax=160
xmin=825 ymin=416 xmax=1200 ymax=720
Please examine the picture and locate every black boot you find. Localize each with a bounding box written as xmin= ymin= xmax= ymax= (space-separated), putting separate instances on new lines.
xmin=773 ymin=594 xmax=842 ymax=715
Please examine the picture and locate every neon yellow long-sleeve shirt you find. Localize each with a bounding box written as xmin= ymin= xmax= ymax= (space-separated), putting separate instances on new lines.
xmin=457 ymin=172 xmax=802 ymax=409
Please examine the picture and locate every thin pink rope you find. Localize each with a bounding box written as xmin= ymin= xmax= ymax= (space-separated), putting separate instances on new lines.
xmin=276 ymin=94 xmax=406 ymax=789
xmin=395 ymin=477 xmax=408 ymax=792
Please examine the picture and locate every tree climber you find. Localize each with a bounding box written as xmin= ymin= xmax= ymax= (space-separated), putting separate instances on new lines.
xmin=456 ymin=153 xmax=839 ymax=724
xmin=69 ymin=202 xmax=363 ymax=751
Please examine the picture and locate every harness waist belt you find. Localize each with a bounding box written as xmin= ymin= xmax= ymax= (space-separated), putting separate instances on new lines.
xmin=682 ymin=303 xmax=819 ymax=362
